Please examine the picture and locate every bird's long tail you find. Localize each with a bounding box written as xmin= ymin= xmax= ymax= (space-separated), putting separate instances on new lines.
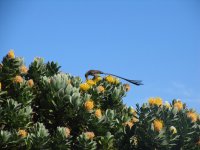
xmin=103 ymin=73 xmax=143 ymax=86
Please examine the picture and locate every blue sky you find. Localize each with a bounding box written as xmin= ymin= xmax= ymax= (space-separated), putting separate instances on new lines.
xmin=0 ymin=0 xmax=200 ymax=112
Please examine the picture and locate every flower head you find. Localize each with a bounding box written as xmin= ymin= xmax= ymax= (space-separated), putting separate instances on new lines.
xmin=105 ymin=75 xmax=116 ymax=84
xmin=66 ymin=80 xmax=71 ymax=85
xmin=84 ymin=100 xmax=94 ymax=111
xmin=95 ymin=109 xmax=102 ymax=119
xmin=130 ymin=107 xmax=137 ymax=116
xmin=65 ymin=127 xmax=70 ymax=137
xmin=173 ymin=101 xmax=183 ymax=111
xmin=123 ymin=121 xmax=134 ymax=129
xmin=85 ymin=132 xmax=95 ymax=140
xmin=20 ymin=65 xmax=28 ymax=74
xmin=155 ymin=97 xmax=163 ymax=106
xmin=18 ymin=129 xmax=27 ymax=138
xmin=115 ymin=78 xmax=120 ymax=84
xmin=187 ymin=111 xmax=198 ymax=122
xmin=148 ymin=97 xmax=155 ymax=106
xmin=0 ymin=63 xmax=3 ymax=69
xmin=124 ymin=84 xmax=130 ymax=92
xmin=7 ymin=50 xmax=15 ymax=59
xmin=80 ymin=83 xmax=90 ymax=91
xmin=153 ymin=119 xmax=164 ymax=132
xmin=170 ymin=126 xmax=177 ymax=134
xmin=86 ymin=79 xmax=96 ymax=86
xmin=13 ymin=75 xmax=23 ymax=83
xmin=97 ymin=85 xmax=105 ymax=93
xmin=164 ymin=101 xmax=171 ymax=109
xmin=27 ymin=79 xmax=34 ymax=87
xmin=131 ymin=117 xmax=139 ymax=123
xmin=197 ymin=138 xmax=200 ymax=146
xmin=94 ymin=76 xmax=102 ymax=83
xmin=148 ymin=97 xmax=162 ymax=107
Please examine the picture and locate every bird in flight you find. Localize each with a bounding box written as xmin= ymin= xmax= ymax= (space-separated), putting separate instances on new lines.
xmin=85 ymin=70 xmax=143 ymax=86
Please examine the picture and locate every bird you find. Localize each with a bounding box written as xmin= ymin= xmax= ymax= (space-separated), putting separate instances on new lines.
xmin=85 ymin=70 xmax=143 ymax=86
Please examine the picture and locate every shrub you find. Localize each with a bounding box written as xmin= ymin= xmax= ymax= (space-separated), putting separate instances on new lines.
xmin=0 ymin=50 xmax=199 ymax=149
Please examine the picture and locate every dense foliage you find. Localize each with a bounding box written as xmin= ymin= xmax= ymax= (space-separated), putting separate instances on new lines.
xmin=0 ymin=50 xmax=200 ymax=149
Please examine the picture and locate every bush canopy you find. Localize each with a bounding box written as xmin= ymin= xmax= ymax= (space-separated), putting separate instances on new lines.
xmin=0 ymin=50 xmax=199 ymax=149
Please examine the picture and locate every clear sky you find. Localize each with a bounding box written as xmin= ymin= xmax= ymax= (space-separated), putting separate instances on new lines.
xmin=0 ymin=0 xmax=199 ymax=112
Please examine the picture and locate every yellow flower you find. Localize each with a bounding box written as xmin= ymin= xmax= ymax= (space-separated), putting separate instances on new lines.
xmin=13 ymin=75 xmax=23 ymax=83
xmin=148 ymin=97 xmax=156 ymax=106
xmin=197 ymin=138 xmax=200 ymax=146
xmin=148 ymin=97 xmax=162 ymax=106
xmin=170 ymin=126 xmax=177 ymax=134
xmin=7 ymin=50 xmax=15 ymax=59
xmin=0 ymin=82 xmax=1 ymax=91
xmin=130 ymin=107 xmax=137 ymax=116
xmin=105 ymin=75 xmax=116 ymax=84
xmin=173 ymin=101 xmax=183 ymax=111
xmin=86 ymin=79 xmax=96 ymax=86
xmin=20 ymin=65 xmax=28 ymax=74
xmin=84 ymin=100 xmax=94 ymax=111
xmin=97 ymin=86 xmax=105 ymax=93
xmin=27 ymin=79 xmax=34 ymax=87
xmin=18 ymin=129 xmax=27 ymax=138
xmin=95 ymin=109 xmax=102 ymax=118
xmin=0 ymin=63 xmax=3 ymax=69
xmin=85 ymin=132 xmax=95 ymax=140
xmin=123 ymin=121 xmax=134 ymax=129
xmin=65 ymin=127 xmax=70 ymax=137
xmin=66 ymin=80 xmax=71 ymax=85
xmin=124 ymin=84 xmax=130 ymax=92
xmin=93 ymin=76 xmax=102 ymax=83
xmin=187 ymin=111 xmax=198 ymax=122
xmin=155 ymin=97 xmax=163 ymax=106
xmin=115 ymin=78 xmax=120 ymax=84
xmin=164 ymin=101 xmax=171 ymax=109
xmin=153 ymin=119 xmax=164 ymax=132
xmin=131 ymin=117 xmax=139 ymax=123
xmin=80 ymin=83 xmax=90 ymax=91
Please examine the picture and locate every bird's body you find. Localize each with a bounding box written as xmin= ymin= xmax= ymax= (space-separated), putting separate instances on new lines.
xmin=85 ymin=70 xmax=143 ymax=86
xmin=85 ymin=70 xmax=103 ymax=80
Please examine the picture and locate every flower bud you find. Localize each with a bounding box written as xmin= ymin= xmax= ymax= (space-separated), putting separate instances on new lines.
xmin=170 ymin=126 xmax=177 ymax=134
